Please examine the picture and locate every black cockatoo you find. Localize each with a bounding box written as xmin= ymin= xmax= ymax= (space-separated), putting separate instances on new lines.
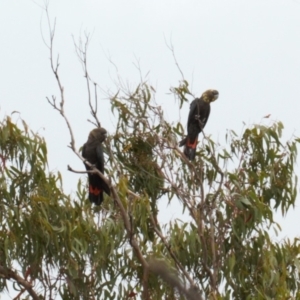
xmin=82 ymin=128 xmax=110 ymax=205
xmin=179 ymin=89 xmax=219 ymax=160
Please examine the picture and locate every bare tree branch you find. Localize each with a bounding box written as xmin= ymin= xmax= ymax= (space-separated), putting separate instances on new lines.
xmin=0 ymin=265 xmax=40 ymax=300
xmin=43 ymin=7 xmax=151 ymax=298
xmin=42 ymin=4 xmax=76 ymax=150
xmin=72 ymin=33 xmax=101 ymax=127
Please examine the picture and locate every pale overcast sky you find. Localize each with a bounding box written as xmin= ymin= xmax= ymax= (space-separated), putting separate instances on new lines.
xmin=1 ymin=1 xmax=300 ymax=291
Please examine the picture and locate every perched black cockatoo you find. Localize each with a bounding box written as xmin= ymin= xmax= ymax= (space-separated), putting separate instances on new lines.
xmin=179 ymin=89 xmax=219 ymax=160
xmin=82 ymin=128 xmax=110 ymax=205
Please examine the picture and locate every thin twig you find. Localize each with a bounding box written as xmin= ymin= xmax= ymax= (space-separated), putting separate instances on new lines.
xmin=72 ymin=34 xmax=101 ymax=127
xmin=164 ymin=35 xmax=185 ymax=80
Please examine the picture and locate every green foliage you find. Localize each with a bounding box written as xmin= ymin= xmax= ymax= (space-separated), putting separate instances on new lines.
xmin=1 ymin=79 xmax=300 ymax=299
xmin=170 ymin=79 xmax=193 ymax=108
xmin=0 ymin=117 xmax=126 ymax=299
xmin=107 ymin=81 xmax=300 ymax=299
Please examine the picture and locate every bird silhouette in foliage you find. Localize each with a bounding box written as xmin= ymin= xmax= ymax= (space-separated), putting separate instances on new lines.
xmin=82 ymin=128 xmax=110 ymax=205
xmin=179 ymin=89 xmax=219 ymax=160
